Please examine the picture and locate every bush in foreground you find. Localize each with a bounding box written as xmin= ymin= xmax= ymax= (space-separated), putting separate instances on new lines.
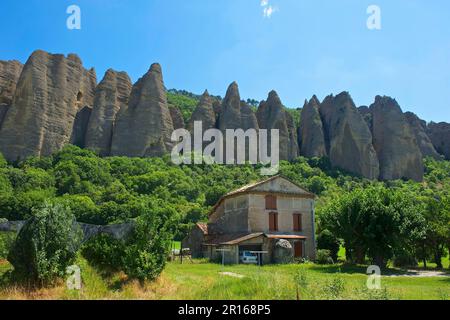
xmin=8 ymin=202 xmax=82 ymax=285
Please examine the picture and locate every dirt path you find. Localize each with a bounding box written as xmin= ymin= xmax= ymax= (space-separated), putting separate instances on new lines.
xmin=385 ymin=270 xmax=450 ymax=278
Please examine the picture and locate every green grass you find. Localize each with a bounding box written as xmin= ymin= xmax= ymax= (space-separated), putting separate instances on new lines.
xmin=172 ymin=241 xmax=181 ymax=250
xmin=0 ymin=259 xmax=448 ymax=300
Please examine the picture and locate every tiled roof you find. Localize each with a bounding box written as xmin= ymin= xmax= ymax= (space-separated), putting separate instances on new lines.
xmin=203 ymin=233 xmax=264 ymax=246
xmin=203 ymin=233 xmax=307 ymax=246
xmin=196 ymin=223 xmax=208 ymax=235
xmin=265 ymin=234 xmax=307 ymax=240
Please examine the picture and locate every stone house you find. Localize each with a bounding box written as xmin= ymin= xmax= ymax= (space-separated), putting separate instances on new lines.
xmin=182 ymin=175 xmax=317 ymax=265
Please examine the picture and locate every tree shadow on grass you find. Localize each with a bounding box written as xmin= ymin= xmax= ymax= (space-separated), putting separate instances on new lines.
xmin=307 ymin=264 xmax=412 ymax=276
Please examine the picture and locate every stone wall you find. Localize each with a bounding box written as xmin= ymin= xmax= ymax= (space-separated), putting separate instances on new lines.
xmin=0 ymin=220 xmax=135 ymax=243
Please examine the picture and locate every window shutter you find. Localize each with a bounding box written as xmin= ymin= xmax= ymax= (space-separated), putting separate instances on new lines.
xmin=293 ymin=214 xmax=299 ymax=231
xmin=269 ymin=212 xmax=278 ymax=232
xmin=293 ymin=213 xmax=302 ymax=232
xmin=266 ymin=195 xmax=277 ymax=210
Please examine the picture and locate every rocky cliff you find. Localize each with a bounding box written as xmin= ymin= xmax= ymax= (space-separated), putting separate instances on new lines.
xmin=369 ymin=96 xmax=424 ymax=181
xmin=404 ymin=112 xmax=441 ymax=159
xmin=298 ymin=96 xmax=327 ymax=158
xmin=0 ymin=50 xmax=96 ymax=161
xmin=218 ymin=82 xmax=259 ymax=132
xmin=319 ymin=92 xmax=380 ymax=180
xmin=257 ymin=90 xmax=299 ymax=161
xmin=110 ymin=63 xmax=174 ymax=157
xmin=188 ymin=90 xmax=216 ymax=132
xmin=85 ymin=69 xmax=132 ymax=156
xmin=0 ymin=50 xmax=447 ymax=182
xmin=427 ymin=122 xmax=450 ymax=160
xmin=0 ymin=60 xmax=23 ymax=106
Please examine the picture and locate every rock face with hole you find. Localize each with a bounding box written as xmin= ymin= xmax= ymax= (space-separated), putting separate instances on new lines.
xmin=319 ymin=92 xmax=380 ymax=179
xmin=369 ymin=96 xmax=423 ymax=181
xmin=0 ymin=104 xmax=9 ymax=130
xmin=85 ymin=69 xmax=132 ymax=156
xmin=111 ymin=63 xmax=174 ymax=157
xmin=298 ymin=96 xmax=327 ymax=158
xmin=404 ymin=112 xmax=441 ymax=159
xmin=427 ymin=122 xmax=450 ymax=160
xmin=70 ymin=106 xmax=92 ymax=148
xmin=257 ymin=90 xmax=299 ymax=161
xmin=0 ymin=50 xmax=97 ymax=161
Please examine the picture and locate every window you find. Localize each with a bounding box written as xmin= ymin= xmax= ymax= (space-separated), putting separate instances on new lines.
xmin=269 ymin=212 xmax=278 ymax=232
xmin=265 ymin=195 xmax=277 ymax=210
xmin=293 ymin=213 xmax=302 ymax=232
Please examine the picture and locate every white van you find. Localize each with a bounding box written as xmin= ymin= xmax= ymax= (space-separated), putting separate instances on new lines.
xmin=239 ymin=251 xmax=258 ymax=264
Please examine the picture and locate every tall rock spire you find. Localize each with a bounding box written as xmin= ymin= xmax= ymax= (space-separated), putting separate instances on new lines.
xmin=111 ymin=63 xmax=174 ymax=157
xmin=369 ymin=96 xmax=423 ymax=181
xmin=319 ymin=92 xmax=380 ymax=179
xmin=257 ymin=90 xmax=299 ymax=161
xmin=298 ymin=95 xmax=327 ymax=158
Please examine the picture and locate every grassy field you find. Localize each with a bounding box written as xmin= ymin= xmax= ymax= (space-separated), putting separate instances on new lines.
xmin=0 ymin=258 xmax=448 ymax=300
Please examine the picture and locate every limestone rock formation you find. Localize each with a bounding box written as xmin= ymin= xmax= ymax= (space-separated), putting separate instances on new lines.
xmin=216 ymin=82 xmax=259 ymax=162
xmin=0 ymin=104 xmax=9 ymax=129
xmin=218 ymin=82 xmax=259 ymax=132
xmin=369 ymin=96 xmax=423 ymax=181
xmin=319 ymin=92 xmax=380 ymax=179
xmin=70 ymin=106 xmax=92 ymax=148
xmin=169 ymin=104 xmax=185 ymax=130
xmin=188 ymin=90 xmax=216 ymax=132
xmin=404 ymin=112 xmax=440 ymax=159
xmin=298 ymin=96 xmax=327 ymax=158
xmin=0 ymin=60 xmax=23 ymax=105
xmin=257 ymin=90 xmax=299 ymax=161
xmin=85 ymin=69 xmax=132 ymax=156
xmin=427 ymin=122 xmax=450 ymax=160
xmin=110 ymin=63 xmax=174 ymax=157
xmin=0 ymin=50 xmax=97 ymax=161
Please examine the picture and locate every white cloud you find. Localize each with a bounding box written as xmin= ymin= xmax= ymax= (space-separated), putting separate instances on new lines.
xmin=263 ymin=5 xmax=278 ymax=18
xmin=260 ymin=0 xmax=278 ymax=18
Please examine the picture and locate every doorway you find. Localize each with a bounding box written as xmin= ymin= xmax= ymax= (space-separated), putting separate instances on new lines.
xmin=294 ymin=241 xmax=304 ymax=258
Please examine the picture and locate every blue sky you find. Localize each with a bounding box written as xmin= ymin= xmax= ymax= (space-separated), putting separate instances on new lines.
xmin=1 ymin=0 xmax=449 ymax=122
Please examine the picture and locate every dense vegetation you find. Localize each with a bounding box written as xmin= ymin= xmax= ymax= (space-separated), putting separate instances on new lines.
xmin=0 ymin=140 xmax=449 ymax=285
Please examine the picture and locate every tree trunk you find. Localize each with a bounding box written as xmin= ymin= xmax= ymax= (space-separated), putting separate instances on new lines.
xmin=434 ymin=246 xmax=443 ymax=269
xmin=422 ymin=243 xmax=427 ymax=269
xmin=355 ymin=246 xmax=365 ymax=265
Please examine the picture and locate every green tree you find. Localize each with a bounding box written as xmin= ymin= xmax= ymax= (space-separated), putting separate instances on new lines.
xmin=122 ymin=200 xmax=176 ymax=282
xmin=8 ymin=202 xmax=82 ymax=285
xmin=320 ymin=187 xmax=426 ymax=267
xmin=317 ymin=229 xmax=340 ymax=263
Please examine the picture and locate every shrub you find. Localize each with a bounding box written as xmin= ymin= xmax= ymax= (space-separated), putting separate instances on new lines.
xmin=82 ymin=234 xmax=126 ymax=271
xmin=121 ymin=203 xmax=176 ymax=282
xmin=7 ymin=202 xmax=82 ymax=285
xmin=316 ymin=249 xmax=334 ymax=265
xmin=0 ymin=232 xmax=15 ymax=260
xmin=317 ymin=230 xmax=340 ymax=262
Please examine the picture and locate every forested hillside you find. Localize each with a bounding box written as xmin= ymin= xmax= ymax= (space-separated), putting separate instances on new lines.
xmin=0 ymin=145 xmax=449 ymax=270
